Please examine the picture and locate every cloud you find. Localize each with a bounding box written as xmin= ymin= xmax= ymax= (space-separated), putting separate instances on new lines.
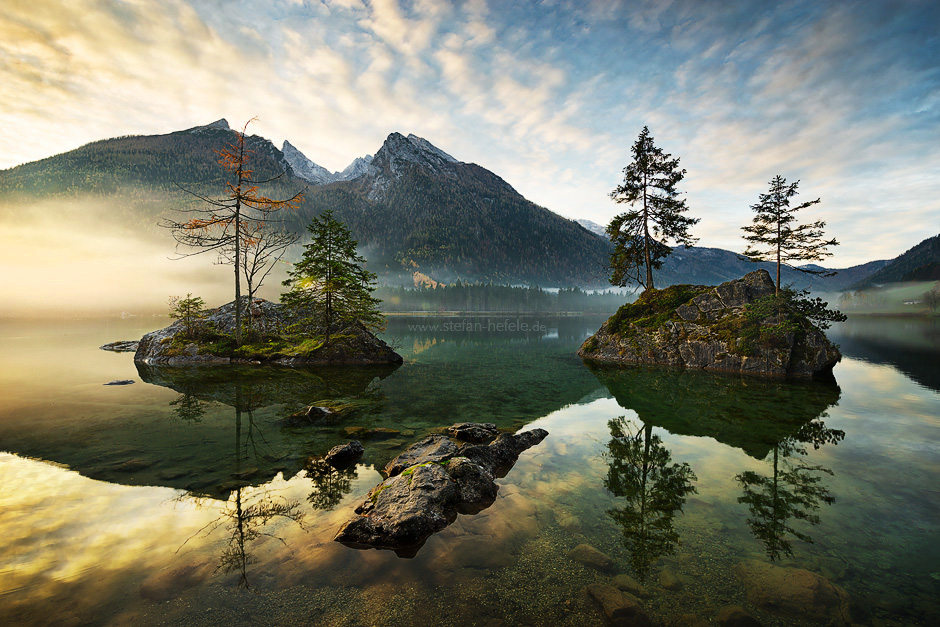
xmin=1 ymin=0 xmax=938 ymax=269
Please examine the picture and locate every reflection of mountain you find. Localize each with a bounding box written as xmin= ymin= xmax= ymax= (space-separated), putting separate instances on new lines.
xmin=588 ymin=365 xmax=842 ymax=459
xmin=827 ymin=318 xmax=940 ymax=393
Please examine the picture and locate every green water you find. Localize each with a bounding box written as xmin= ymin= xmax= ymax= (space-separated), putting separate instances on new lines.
xmin=0 ymin=315 xmax=937 ymax=626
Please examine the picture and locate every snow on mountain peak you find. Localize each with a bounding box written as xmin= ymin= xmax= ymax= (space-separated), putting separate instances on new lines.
xmin=282 ymin=140 xmax=334 ymax=185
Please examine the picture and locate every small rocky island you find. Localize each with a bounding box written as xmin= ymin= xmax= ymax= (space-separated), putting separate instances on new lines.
xmin=133 ymin=298 xmax=402 ymax=366
xmin=578 ymin=270 xmax=840 ymax=378
xmin=334 ymin=424 xmax=548 ymax=555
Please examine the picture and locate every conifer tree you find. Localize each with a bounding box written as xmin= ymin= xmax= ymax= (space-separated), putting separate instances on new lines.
xmin=608 ymin=126 xmax=698 ymax=290
xmin=741 ymin=175 xmax=837 ymax=296
xmin=281 ymin=209 xmax=383 ymax=345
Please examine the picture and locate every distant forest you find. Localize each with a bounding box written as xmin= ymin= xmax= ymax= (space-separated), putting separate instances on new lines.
xmin=374 ymin=283 xmax=627 ymax=313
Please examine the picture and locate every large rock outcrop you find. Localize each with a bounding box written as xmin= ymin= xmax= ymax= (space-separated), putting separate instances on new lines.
xmin=334 ymin=426 xmax=548 ymax=554
xmin=134 ymin=298 xmax=402 ymax=366
xmin=578 ymin=270 xmax=840 ymax=378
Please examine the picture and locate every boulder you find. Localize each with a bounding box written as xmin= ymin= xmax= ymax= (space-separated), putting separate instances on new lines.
xmin=461 ymin=429 xmax=549 ymax=477
xmin=385 ymin=435 xmax=459 ymax=476
xmin=578 ymin=270 xmax=841 ymax=379
xmin=613 ymin=573 xmax=650 ymax=598
xmin=446 ymin=422 xmax=499 ymax=443
xmin=585 ymin=583 xmax=651 ymax=627
xmin=103 ymin=379 xmax=135 ymax=386
xmin=335 ymin=427 xmax=548 ymax=553
xmin=324 ymin=441 xmax=364 ymax=469
xmin=733 ymin=559 xmax=852 ymax=622
xmin=569 ymin=543 xmax=617 ymax=573
xmin=283 ymin=405 xmax=333 ymax=426
xmin=659 ymin=568 xmax=684 ymax=591
xmin=335 ymin=463 xmax=459 ymax=551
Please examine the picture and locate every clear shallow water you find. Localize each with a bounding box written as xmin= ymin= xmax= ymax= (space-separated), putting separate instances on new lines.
xmin=0 ymin=315 xmax=937 ymax=626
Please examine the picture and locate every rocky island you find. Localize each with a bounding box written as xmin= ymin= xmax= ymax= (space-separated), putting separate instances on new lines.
xmin=133 ymin=298 xmax=402 ymax=366
xmin=334 ymin=424 xmax=548 ymax=555
xmin=578 ymin=270 xmax=841 ymax=378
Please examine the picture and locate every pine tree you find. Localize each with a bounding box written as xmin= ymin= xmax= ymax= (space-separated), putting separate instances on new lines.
xmin=281 ymin=209 xmax=383 ymax=345
xmin=741 ymin=175 xmax=837 ymax=296
xmin=608 ymin=126 xmax=698 ymax=290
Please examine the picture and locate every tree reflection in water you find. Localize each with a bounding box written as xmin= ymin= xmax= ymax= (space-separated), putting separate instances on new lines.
xmin=735 ymin=418 xmax=845 ymax=561
xmin=305 ymin=458 xmax=358 ymax=511
xmin=604 ymin=416 xmax=697 ymax=581
xmin=179 ymin=398 xmax=306 ymax=588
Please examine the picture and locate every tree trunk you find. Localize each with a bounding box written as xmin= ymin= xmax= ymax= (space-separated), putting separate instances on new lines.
xmin=643 ymin=174 xmax=654 ymax=290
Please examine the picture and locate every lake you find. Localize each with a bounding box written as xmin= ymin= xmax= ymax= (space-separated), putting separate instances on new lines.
xmin=0 ymin=315 xmax=937 ymax=626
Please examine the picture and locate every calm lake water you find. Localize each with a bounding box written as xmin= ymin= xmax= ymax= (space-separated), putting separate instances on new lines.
xmin=0 ymin=315 xmax=938 ymax=626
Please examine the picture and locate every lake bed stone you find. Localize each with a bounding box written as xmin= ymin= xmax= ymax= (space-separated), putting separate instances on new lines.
xmin=569 ymin=543 xmax=617 ymax=573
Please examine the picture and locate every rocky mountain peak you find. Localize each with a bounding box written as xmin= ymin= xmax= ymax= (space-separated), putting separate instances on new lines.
xmin=282 ymin=140 xmax=335 ymax=185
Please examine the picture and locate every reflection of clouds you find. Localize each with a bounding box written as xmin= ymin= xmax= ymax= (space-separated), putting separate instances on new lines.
xmin=0 ymin=453 xmax=215 ymax=587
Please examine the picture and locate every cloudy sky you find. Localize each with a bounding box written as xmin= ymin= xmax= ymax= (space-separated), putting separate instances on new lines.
xmin=2 ymin=0 xmax=938 ymax=267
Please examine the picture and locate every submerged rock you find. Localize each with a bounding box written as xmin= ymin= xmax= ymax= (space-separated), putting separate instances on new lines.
xmin=578 ymin=270 xmax=841 ymax=378
xmin=334 ymin=427 xmax=548 ymax=553
xmin=103 ymin=379 xmax=135 ymax=386
xmin=134 ymin=297 xmax=402 ymax=366
xmin=568 ymin=543 xmax=618 ymax=573
xmin=585 ymin=583 xmax=651 ymax=627
xmin=324 ymin=441 xmax=364 ymax=469
xmin=733 ymin=559 xmax=853 ymax=623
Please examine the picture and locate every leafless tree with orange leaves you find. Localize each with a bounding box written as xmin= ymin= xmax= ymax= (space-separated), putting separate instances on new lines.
xmin=163 ymin=118 xmax=304 ymax=345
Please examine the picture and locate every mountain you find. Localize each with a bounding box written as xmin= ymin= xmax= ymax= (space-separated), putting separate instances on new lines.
xmin=299 ymin=132 xmax=611 ymax=284
xmin=0 ymin=120 xmax=899 ymax=291
xmin=574 ymin=218 xmax=607 ymax=237
xmin=0 ymin=122 xmax=610 ymax=286
xmin=281 ymin=140 xmax=373 ymax=185
xmin=849 ymin=235 xmax=940 ymax=289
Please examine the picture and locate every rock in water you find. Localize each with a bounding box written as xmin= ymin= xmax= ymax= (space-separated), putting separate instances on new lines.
xmin=585 ymin=583 xmax=651 ymax=626
xmin=568 ymin=544 xmax=617 ymax=573
xmin=578 ymin=270 xmax=841 ymax=378
xmin=103 ymin=379 xmax=134 ymax=385
xmin=733 ymin=559 xmax=854 ymax=623
xmin=334 ymin=427 xmax=548 ymax=553
xmin=99 ymin=340 xmax=139 ymax=352
xmin=324 ymin=441 xmax=364 ymax=469
xmin=384 ymin=435 xmax=459 ymax=476
xmin=446 ymin=422 xmax=499 ymax=442
xmin=134 ymin=297 xmax=402 ymax=366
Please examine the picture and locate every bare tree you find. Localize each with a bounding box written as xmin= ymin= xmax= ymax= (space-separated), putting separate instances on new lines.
xmin=163 ymin=118 xmax=304 ymax=345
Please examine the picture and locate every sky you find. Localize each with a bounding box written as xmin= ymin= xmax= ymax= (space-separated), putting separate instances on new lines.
xmin=1 ymin=0 xmax=939 ymax=268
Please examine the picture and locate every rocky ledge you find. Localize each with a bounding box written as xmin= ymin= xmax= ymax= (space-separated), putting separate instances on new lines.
xmin=578 ymin=270 xmax=840 ymax=378
xmin=134 ymin=298 xmax=402 ymax=366
xmin=334 ymin=425 xmax=548 ymax=555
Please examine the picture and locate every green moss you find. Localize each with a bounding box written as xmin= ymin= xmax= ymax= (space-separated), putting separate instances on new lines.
xmin=608 ymin=284 xmax=711 ymax=335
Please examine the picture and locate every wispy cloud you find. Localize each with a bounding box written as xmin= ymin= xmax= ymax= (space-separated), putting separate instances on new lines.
xmin=1 ymin=0 xmax=938 ymax=267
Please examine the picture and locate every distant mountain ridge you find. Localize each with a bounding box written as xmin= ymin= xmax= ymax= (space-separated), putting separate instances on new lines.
xmin=849 ymin=235 xmax=940 ymax=289
xmin=0 ymin=119 xmax=915 ymax=291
